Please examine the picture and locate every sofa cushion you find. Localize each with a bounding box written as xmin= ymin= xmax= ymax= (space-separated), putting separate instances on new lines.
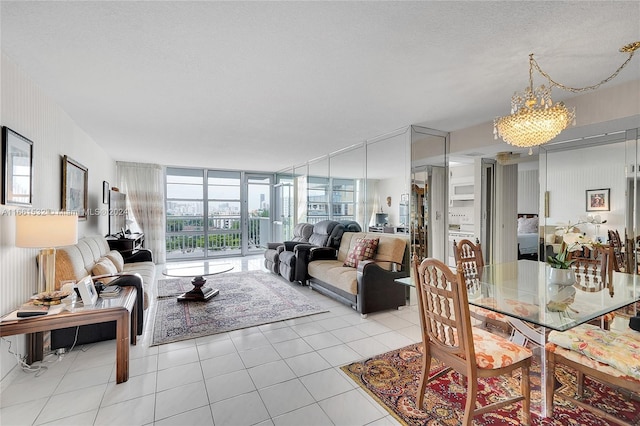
xmin=105 ymin=250 xmax=125 ymax=272
xmin=338 ymin=232 xmax=406 ymax=271
xmin=123 ymin=261 xmax=155 ymax=310
xmin=54 ymin=236 xmax=154 ymax=310
xmin=344 ymin=237 xmax=379 ymax=268
xmin=92 ymin=257 xmax=118 ymax=283
xmin=308 ymin=260 xmax=358 ymax=295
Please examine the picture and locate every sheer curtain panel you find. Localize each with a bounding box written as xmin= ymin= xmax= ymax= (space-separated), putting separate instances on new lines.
xmin=117 ymin=162 xmax=166 ymax=263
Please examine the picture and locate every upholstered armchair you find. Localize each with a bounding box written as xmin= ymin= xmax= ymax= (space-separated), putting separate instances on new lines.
xmin=279 ymin=220 xmax=345 ymax=283
xmin=263 ymin=223 xmax=313 ymax=275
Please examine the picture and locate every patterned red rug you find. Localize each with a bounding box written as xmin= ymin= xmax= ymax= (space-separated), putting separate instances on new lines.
xmin=341 ymin=343 xmax=640 ymax=425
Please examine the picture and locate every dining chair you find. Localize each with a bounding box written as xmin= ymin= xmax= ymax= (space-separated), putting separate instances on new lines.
xmin=570 ymin=245 xmax=611 ymax=292
xmin=413 ymin=256 xmax=532 ymax=425
xmin=453 ymin=239 xmax=511 ymax=334
xmin=608 ymin=229 xmax=627 ymax=273
xmin=569 ymin=245 xmax=614 ymax=329
xmin=546 ymin=324 xmax=640 ymax=425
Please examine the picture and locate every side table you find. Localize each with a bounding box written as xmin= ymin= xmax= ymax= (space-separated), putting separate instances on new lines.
xmin=0 ymin=287 xmax=137 ymax=384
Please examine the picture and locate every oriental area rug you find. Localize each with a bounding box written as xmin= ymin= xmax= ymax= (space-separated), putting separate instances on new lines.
xmin=151 ymin=271 xmax=327 ymax=346
xmin=342 ymin=343 xmax=640 ymax=426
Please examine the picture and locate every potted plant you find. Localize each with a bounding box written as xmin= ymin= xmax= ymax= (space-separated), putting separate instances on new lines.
xmin=547 ymin=232 xmax=593 ymax=285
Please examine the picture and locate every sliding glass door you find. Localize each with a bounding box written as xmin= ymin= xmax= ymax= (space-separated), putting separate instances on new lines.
xmin=245 ymin=174 xmax=272 ymax=254
xmin=166 ymin=167 xmax=272 ymax=261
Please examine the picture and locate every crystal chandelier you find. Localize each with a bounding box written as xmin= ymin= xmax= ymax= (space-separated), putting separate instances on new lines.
xmin=494 ymin=42 xmax=640 ymax=154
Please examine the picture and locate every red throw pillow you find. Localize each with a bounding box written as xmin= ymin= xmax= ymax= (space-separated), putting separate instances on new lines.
xmin=344 ymin=238 xmax=379 ymax=268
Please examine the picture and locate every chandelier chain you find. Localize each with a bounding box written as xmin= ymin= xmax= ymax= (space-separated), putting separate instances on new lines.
xmin=495 ymin=41 xmax=639 ymax=151
xmin=530 ymin=43 xmax=639 ymax=93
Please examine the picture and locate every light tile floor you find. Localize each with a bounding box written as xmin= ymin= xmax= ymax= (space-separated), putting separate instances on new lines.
xmin=0 ymin=255 xmax=419 ymax=425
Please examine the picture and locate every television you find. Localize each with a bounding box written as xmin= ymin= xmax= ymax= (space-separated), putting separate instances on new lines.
xmin=375 ymin=212 xmax=388 ymax=226
xmin=108 ymin=190 xmax=127 ymax=236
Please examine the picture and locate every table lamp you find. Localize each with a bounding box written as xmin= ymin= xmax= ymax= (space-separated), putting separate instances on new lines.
xmin=15 ymin=213 xmax=78 ymax=294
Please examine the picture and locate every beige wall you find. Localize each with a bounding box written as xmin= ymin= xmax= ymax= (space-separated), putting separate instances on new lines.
xmin=0 ymin=54 xmax=116 ymax=379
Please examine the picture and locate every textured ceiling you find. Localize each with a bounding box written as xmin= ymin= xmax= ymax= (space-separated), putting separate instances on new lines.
xmin=1 ymin=1 xmax=639 ymax=172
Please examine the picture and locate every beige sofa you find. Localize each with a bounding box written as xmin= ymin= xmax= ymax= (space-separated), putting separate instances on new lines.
xmin=305 ymin=232 xmax=409 ymax=315
xmin=51 ymin=235 xmax=155 ymax=348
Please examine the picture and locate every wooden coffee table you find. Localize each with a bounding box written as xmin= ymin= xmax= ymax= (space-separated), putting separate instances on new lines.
xmin=0 ymin=286 xmax=137 ymax=384
xmin=162 ymin=262 xmax=234 ymax=301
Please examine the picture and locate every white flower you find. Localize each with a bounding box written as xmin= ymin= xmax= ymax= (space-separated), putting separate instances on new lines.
xmin=562 ymin=232 xmax=593 ymax=252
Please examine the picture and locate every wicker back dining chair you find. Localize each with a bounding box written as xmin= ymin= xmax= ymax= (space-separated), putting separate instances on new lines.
xmin=412 ymin=256 xmax=532 ymax=425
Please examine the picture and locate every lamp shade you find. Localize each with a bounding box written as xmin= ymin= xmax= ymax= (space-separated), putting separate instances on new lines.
xmin=15 ymin=214 xmax=78 ymax=248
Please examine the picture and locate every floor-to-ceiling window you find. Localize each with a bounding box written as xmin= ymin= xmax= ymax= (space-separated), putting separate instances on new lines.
xmin=166 ymin=167 xmax=272 ymax=261
xmin=206 ymin=170 xmax=242 ymax=257
xmin=166 ymin=167 xmax=205 ymax=259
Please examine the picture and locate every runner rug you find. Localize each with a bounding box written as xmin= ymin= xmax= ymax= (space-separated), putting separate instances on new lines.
xmin=151 ymin=271 xmax=327 ymax=346
xmin=342 ymin=343 xmax=640 ymax=425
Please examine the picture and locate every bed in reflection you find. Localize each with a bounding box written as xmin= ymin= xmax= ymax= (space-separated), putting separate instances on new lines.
xmin=517 ymin=214 xmax=539 ymax=260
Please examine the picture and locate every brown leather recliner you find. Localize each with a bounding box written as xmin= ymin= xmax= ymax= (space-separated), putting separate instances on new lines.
xmin=263 ymin=223 xmax=314 ymax=275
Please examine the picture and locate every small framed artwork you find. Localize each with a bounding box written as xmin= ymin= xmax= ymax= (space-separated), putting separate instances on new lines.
xmin=77 ymin=275 xmax=98 ymax=305
xmin=586 ymin=188 xmax=610 ymax=212
xmin=103 ymin=181 xmax=110 ymax=204
xmin=62 ymin=155 xmax=88 ymax=220
xmin=2 ymin=127 xmax=34 ymax=206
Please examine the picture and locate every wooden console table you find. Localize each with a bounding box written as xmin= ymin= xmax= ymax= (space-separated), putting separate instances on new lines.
xmin=0 ymin=287 xmax=137 ymax=384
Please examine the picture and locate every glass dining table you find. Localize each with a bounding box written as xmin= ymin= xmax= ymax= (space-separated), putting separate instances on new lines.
xmin=398 ymin=259 xmax=640 ymax=417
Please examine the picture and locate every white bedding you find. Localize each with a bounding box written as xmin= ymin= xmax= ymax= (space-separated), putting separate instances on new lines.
xmin=518 ymin=232 xmax=538 ymax=254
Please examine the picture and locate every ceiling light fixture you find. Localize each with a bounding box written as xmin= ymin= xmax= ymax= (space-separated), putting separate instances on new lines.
xmin=494 ymin=41 xmax=640 ymax=154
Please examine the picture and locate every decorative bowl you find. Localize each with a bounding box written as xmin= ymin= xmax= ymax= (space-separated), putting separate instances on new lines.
xmin=31 ymin=290 xmax=72 ymax=306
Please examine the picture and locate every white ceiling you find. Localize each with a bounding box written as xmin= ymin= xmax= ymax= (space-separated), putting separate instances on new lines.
xmin=1 ymin=1 xmax=639 ymax=172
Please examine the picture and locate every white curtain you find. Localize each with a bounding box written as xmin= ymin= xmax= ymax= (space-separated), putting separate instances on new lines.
xmin=117 ymin=162 xmax=166 ymax=264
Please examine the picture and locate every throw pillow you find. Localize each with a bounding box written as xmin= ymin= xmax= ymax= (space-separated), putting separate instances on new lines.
xmin=105 ymin=250 xmax=125 ymax=272
xmin=517 ymin=217 xmax=538 ymax=234
xmin=92 ymin=257 xmax=118 ymax=283
xmin=344 ymin=238 xmax=379 ymax=268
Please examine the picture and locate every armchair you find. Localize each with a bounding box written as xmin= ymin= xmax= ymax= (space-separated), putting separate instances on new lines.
xmin=278 ymin=220 xmax=344 ymax=283
xmin=339 ymin=220 xmax=362 ymax=232
xmin=263 ymin=223 xmax=313 ymax=275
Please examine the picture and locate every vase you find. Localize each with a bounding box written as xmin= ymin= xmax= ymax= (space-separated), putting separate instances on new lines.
xmin=548 ymin=268 xmax=576 ymax=286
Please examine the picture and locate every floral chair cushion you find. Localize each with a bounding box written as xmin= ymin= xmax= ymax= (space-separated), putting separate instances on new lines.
xmin=548 ymin=323 xmax=640 ymax=380
xmin=546 ymin=343 xmax=640 ymax=383
xmin=467 ymin=327 xmax=533 ymax=369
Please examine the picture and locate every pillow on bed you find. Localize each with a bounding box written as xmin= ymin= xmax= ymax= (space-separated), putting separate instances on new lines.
xmin=518 ymin=217 xmax=538 ymax=234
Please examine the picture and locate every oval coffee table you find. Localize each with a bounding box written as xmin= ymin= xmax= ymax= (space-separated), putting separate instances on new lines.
xmin=162 ymin=262 xmax=234 ymax=301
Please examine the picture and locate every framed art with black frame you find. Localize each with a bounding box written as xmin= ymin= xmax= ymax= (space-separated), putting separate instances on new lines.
xmin=2 ymin=127 xmax=33 ymax=206
xmin=62 ymin=155 xmax=88 ymax=220
xmin=586 ymin=188 xmax=610 ymax=212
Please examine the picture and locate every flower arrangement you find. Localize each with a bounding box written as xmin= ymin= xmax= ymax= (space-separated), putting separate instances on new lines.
xmin=547 ymin=231 xmax=594 ymax=269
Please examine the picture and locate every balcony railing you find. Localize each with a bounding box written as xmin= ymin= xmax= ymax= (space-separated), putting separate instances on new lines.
xmin=166 ymin=216 xmax=269 ymax=260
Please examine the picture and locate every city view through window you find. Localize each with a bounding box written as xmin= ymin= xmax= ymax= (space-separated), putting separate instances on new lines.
xmin=165 ymin=168 xmax=357 ymax=261
xmin=165 ymin=168 xmax=270 ymax=260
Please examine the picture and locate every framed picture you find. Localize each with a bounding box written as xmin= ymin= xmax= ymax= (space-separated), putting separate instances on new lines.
xmin=2 ymin=127 xmax=33 ymax=206
xmin=103 ymin=181 xmax=110 ymax=204
xmin=62 ymin=155 xmax=88 ymax=220
xmin=76 ymin=275 xmax=98 ymax=305
xmin=586 ymin=188 xmax=610 ymax=212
